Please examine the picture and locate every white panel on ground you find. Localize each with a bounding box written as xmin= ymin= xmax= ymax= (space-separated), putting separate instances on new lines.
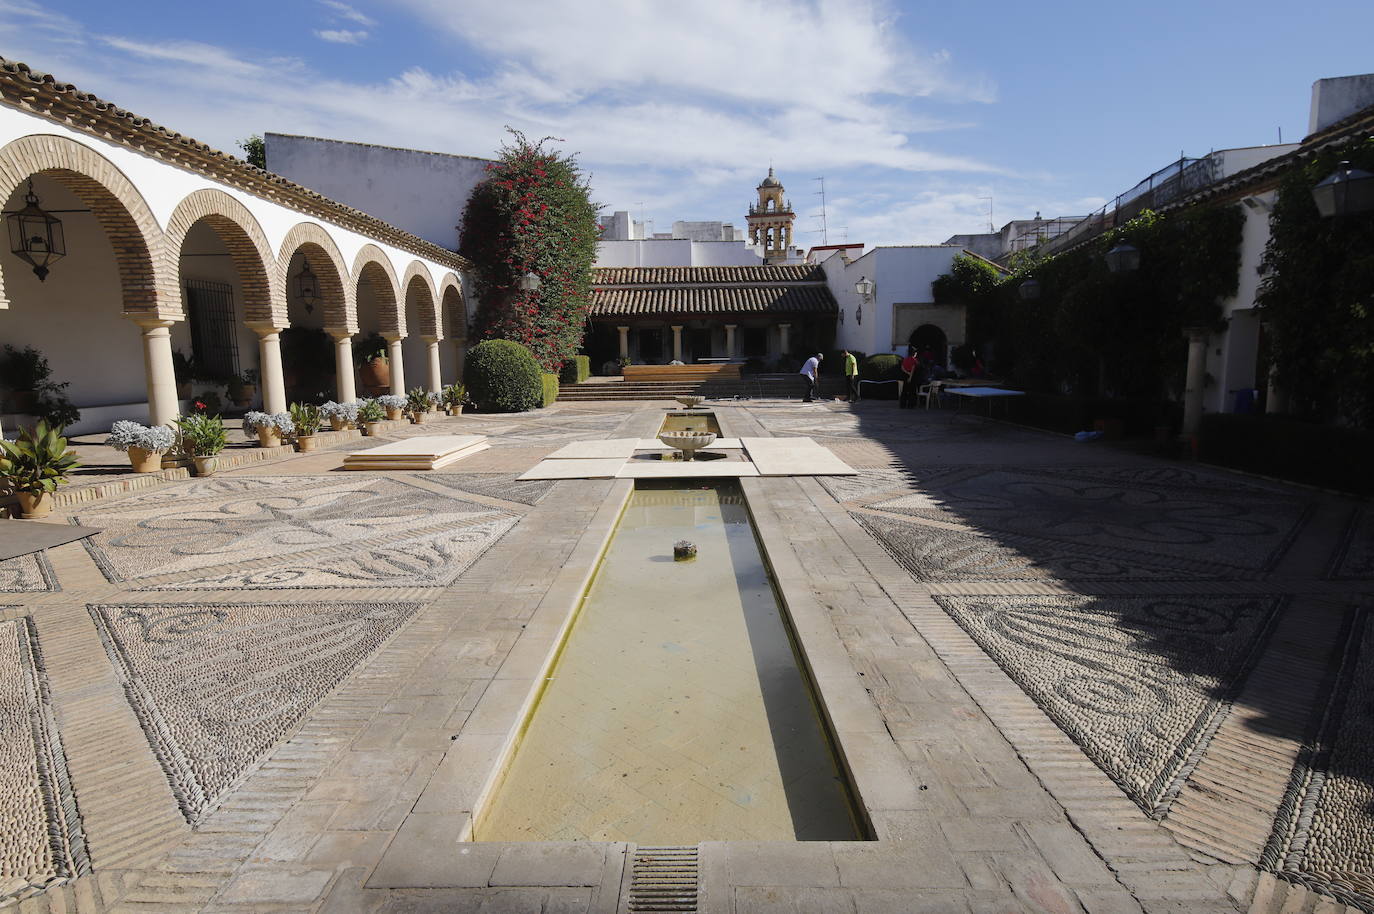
xmin=343 ymin=435 xmax=489 ymax=471
xmin=740 ymin=437 xmax=857 ymax=476
xmin=518 ymin=458 xmax=626 ymax=480
xmin=545 ymin=439 xmax=642 ymax=460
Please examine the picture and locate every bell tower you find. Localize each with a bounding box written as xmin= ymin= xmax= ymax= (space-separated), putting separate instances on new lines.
xmin=746 ymin=167 xmax=795 ymax=264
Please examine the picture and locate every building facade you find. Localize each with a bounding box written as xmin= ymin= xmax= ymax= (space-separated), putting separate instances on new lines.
xmin=0 ymin=59 xmax=472 ymax=436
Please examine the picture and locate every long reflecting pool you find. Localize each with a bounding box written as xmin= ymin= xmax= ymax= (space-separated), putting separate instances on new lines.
xmin=476 ymin=481 xmax=863 ymax=843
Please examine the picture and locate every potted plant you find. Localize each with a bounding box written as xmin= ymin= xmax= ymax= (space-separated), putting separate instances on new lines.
xmin=105 ymin=420 xmax=175 ymax=473
xmin=288 ymin=402 xmax=323 ymax=452
xmin=242 ymin=411 xmax=294 ymax=447
xmin=227 ymin=369 xmax=259 ymax=408
xmin=0 ymin=421 xmax=79 ymax=518
xmin=320 ymin=400 xmax=359 ymax=432
xmin=357 ymin=399 xmax=385 ymax=436
xmin=405 ymin=387 xmax=433 ymax=423
xmin=175 ymin=413 xmax=227 ymax=476
xmin=354 ymin=334 xmax=390 ymax=396
xmin=441 ymin=383 xmax=467 ymax=415
xmin=377 ymin=394 xmax=407 ymax=422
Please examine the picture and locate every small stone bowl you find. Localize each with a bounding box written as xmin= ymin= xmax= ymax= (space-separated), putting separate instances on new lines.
xmin=657 ymin=431 xmax=717 ymax=461
xmin=674 ymin=396 xmax=705 ymax=408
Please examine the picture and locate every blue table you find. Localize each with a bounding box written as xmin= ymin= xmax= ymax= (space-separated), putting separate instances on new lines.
xmin=946 ymin=386 xmax=1025 ymax=416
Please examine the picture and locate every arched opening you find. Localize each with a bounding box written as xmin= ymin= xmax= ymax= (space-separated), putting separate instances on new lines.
xmin=910 ymin=324 xmax=948 ymax=366
xmin=402 ymin=272 xmax=437 ymax=393
xmin=279 ymin=248 xmax=335 ymax=403
xmin=355 ymin=259 xmax=400 ymax=396
xmin=0 ymin=170 xmax=158 ymax=435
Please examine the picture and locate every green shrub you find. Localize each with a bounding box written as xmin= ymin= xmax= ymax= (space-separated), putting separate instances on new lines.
xmin=463 ymin=339 xmax=543 ymax=412
xmin=823 ymin=350 xmax=866 ymax=376
xmin=540 ymin=373 xmax=559 ymax=408
xmin=1198 ymin=413 xmax=1374 ymax=495
xmin=559 ymin=355 xmax=590 ymax=385
xmin=860 ymin=354 xmax=903 ymax=382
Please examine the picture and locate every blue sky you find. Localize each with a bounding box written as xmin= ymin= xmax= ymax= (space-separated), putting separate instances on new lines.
xmin=3 ymin=0 xmax=1372 ymax=246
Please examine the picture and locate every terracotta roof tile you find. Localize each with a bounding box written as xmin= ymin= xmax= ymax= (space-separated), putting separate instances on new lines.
xmin=590 ymin=285 xmax=836 ymax=317
xmin=593 ymin=265 xmax=825 ymax=285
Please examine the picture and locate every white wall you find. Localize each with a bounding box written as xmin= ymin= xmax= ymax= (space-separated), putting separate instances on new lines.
xmin=1309 ymin=74 xmax=1374 ymax=135
xmin=266 ymin=134 xmax=491 ymax=252
xmin=594 ymin=238 xmax=765 ymax=267
xmin=825 ymin=246 xmax=966 ymax=356
xmin=1214 ymin=145 xmax=1299 ymax=179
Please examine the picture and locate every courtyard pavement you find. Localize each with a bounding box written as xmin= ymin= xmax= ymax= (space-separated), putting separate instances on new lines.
xmin=0 ymin=399 xmax=1369 ymax=913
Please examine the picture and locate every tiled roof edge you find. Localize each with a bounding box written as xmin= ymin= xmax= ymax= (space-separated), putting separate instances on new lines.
xmin=0 ymin=58 xmax=472 ymax=272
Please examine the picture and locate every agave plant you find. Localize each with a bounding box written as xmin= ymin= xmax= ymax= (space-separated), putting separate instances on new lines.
xmin=0 ymin=420 xmax=80 ymax=495
xmin=174 ymin=413 xmax=227 ymax=457
xmin=405 ymin=387 xmax=433 ymax=415
xmin=287 ymin=402 xmax=323 ymax=437
xmin=357 ymin=399 xmax=385 ymax=423
xmin=441 ymin=383 xmax=467 ymax=408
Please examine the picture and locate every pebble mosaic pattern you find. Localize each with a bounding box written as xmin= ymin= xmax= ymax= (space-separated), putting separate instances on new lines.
xmin=76 ymin=475 xmax=516 ymax=588
xmin=0 ymin=552 xmax=57 ymax=592
xmin=1267 ymin=607 xmax=1374 ymax=908
xmin=933 ymin=594 xmax=1281 ymax=815
xmin=425 ymin=472 xmax=557 ymax=506
xmin=89 ymin=601 xmax=419 ymax=825
xmin=0 ymin=618 xmax=87 ymax=902
xmin=1330 ymin=508 xmax=1374 ymax=580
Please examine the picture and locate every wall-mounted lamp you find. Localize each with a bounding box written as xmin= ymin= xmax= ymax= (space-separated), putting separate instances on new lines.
xmin=1311 ymin=160 xmax=1374 ymax=218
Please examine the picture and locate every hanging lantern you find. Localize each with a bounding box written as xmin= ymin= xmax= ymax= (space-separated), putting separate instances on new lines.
xmin=1104 ymin=242 xmax=1141 ymax=274
xmin=1311 ymin=160 xmax=1374 ymax=218
xmin=6 ymin=180 xmax=65 ymax=282
xmin=1018 ymin=278 xmax=1042 ymax=300
xmin=517 ymin=271 xmax=541 ymax=292
xmin=294 ymin=260 xmax=320 ymax=314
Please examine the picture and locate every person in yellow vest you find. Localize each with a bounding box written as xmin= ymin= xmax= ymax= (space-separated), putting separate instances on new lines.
xmin=843 ymin=350 xmax=859 ymax=401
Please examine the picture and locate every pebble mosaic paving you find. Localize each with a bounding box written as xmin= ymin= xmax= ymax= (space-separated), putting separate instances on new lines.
xmin=1266 ymin=607 xmax=1374 ymax=908
xmin=0 ymin=617 xmax=87 ymax=903
xmin=0 ymin=551 xmax=58 ymax=592
xmin=1330 ymin=507 xmax=1374 ymax=579
xmin=89 ymin=601 xmax=420 ymax=825
xmin=933 ymin=593 xmax=1282 ymax=815
xmin=75 ymin=475 xmax=518 ymax=589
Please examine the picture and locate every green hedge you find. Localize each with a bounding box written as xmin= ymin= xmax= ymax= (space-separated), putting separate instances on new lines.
xmin=463 ymin=339 xmax=542 ymax=412
xmin=860 ymin=354 xmax=904 ymax=382
xmin=1198 ymin=413 xmax=1374 ymax=495
xmin=559 ymin=355 xmax=590 ymax=385
xmin=540 ymin=373 xmax=559 ymax=408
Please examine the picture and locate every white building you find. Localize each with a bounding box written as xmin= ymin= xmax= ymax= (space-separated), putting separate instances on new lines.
xmin=0 ymin=59 xmax=473 ymax=436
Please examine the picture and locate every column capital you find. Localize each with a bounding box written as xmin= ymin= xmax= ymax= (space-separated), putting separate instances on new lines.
xmin=670 ymin=325 xmax=684 ymax=332
xmin=778 ymin=322 xmax=792 ymax=329
xmin=617 ymin=325 xmax=630 ymax=333
xmin=327 ymin=328 xmax=354 ymax=342
xmin=724 ymin=323 xmax=737 ymax=330
xmin=1183 ymin=326 xmax=1210 ymax=342
xmin=247 ymin=321 xmax=287 ymax=337
xmin=129 ymin=317 xmax=176 ymax=333
xmin=422 ymin=335 xmax=441 ymax=344
xmin=381 ymin=331 xmax=405 ymax=343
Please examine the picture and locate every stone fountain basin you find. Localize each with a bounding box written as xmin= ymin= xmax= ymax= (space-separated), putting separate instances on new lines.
xmin=674 ymin=396 xmax=705 ymax=408
xmin=657 ymin=431 xmax=717 ymax=458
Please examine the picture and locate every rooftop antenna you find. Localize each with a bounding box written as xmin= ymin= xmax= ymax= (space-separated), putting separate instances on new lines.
xmin=814 ymin=176 xmax=829 ymax=245
xmin=979 ymin=194 xmax=994 ymax=232
xmin=1278 ymin=126 xmax=1283 ymax=144
xmin=838 ymin=225 xmax=849 ymax=242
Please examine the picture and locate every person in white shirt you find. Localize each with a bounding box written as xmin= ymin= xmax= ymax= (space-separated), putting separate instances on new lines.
xmin=799 ymin=352 xmax=823 ymax=402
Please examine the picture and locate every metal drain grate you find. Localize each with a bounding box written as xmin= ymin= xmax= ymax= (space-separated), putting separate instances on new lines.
xmin=627 ymin=845 xmax=699 ymax=912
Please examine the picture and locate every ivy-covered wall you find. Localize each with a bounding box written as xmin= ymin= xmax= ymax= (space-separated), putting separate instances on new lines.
xmin=1257 ymin=136 xmax=1374 ymax=428
xmin=941 ymin=205 xmax=1244 ymax=402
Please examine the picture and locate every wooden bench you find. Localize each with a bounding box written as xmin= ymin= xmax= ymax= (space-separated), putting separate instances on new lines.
xmin=622 ymin=364 xmax=742 ymax=383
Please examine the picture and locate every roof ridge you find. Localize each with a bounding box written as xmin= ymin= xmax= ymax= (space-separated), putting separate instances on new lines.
xmin=265 ymin=132 xmax=494 ymax=164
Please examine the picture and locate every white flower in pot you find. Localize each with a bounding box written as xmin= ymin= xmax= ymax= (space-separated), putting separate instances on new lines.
xmin=104 ymin=420 xmax=176 ymax=473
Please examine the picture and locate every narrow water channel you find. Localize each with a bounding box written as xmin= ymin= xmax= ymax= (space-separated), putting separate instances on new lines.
xmin=476 ymin=481 xmax=861 ymax=843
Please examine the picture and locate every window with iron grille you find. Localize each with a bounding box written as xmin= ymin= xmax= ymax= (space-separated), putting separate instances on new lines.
xmin=185 ymin=279 xmax=240 ymax=381
xmin=743 ymin=326 xmax=767 ymax=357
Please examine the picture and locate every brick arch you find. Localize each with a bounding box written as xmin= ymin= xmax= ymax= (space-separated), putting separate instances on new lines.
xmin=401 ymin=261 xmax=440 ymax=340
xmin=439 ymin=275 xmax=466 ymax=343
xmin=279 ymin=222 xmax=354 ymax=332
xmin=164 ymin=188 xmax=282 ymax=326
xmin=0 ymin=133 xmax=169 ymax=316
xmin=352 ymin=244 xmax=402 ymax=335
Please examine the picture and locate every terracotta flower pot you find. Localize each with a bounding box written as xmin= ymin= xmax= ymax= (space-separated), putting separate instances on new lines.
xmin=256 ymin=428 xmax=281 ymax=448
xmin=409 ymin=413 xmax=424 ymax=424
xmin=127 ymin=446 xmax=162 ymax=474
xmin=192 ymin=455 xmax=219 ymax=477
xmin=359 ymin=358 xmax=390 ymax=395
xmin=230 ymin=385 xmax=256 ymax=407
xmin=295 ymin=435 xmax=318 ymax=452
xmin=447 ymin=405 xmax=464 ymax=416
xmin=16 ymin=491 xmax=53 ymax=519
xmin=364 ymin=421 xmax=382 ymax=437
xmin=386 ymin=408 xmax=403 ymax=422
xmin=330 ymin=417 xmax=348 ymax=431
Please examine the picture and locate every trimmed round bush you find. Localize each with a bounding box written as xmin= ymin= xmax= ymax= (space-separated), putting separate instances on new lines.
xmin=860 ymin=353 xmax=904 ymax=382
xmin=464 ymin=340 xmax=543 ymax=412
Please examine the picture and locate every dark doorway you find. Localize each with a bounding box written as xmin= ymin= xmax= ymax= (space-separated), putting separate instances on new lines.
xmin=689 ymin=328 xmax=711 ymax=362
xmin=639 ymin=328 xmax=663 ymax=364
xmin=185 ymin=279 xmax=240 ymax=381
xmin=910 ymin=324 xmax=948 ymax=365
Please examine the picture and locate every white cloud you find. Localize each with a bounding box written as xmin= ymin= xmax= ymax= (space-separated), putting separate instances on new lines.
xmin=314 ymin=29 xmax=369 ymax=45
xmin=319 ymin=0 xmax=375 ymax=28
xmin=0 ymin=1 xmax=1076 ymax=245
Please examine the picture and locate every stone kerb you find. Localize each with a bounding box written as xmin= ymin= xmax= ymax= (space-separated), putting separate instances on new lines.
xmin=163 ymin=188 xmax=284 ymax=326
xmin=278 ymin=221 xmax=356 ymax=334
xmin=0 ymin=133 xmax=170 ymax=316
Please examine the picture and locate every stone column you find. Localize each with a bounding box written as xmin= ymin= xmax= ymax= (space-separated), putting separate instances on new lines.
xmin=617 ymin=325 xmax=630 ymax=359
xmin=425 ymin=337 xmax=443 ymax=392
xmin=671 ymin=325 xmax=683 ymax=362
xmin=778 ymin=322 xmax=791 ymax=357
xmin=330 ymin=330 xmax=356 ymax=403
xmin=133 ymin=318 xmax=179 ymax=427
xmin=250 ymin=324 xmax=288 ymax=415
xmin=725 ymin=324 xmax=737 ymax=361
xmin=383 ymin=333 xmax=406 ymax=394
xmin=1181 ymin=327 xmax=1209 ymax=439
